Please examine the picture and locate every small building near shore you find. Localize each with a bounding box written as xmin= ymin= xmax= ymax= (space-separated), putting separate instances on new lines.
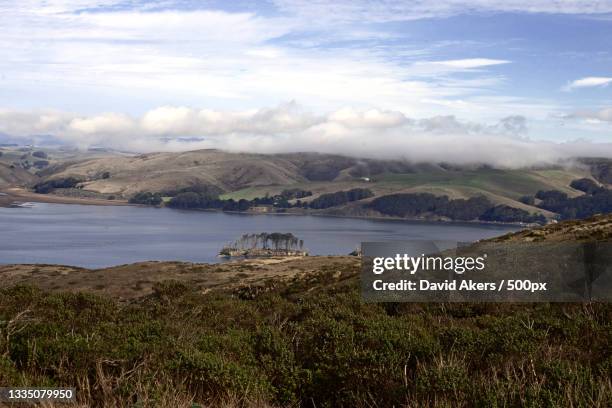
xmin=250 ymin=205 xmax=273 ymax=213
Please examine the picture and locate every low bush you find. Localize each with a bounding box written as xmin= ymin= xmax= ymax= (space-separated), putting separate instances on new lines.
xmin=129 ymin=192 xmax=163 ymax=206
xmin=33 ymin=177 xmax=81 ymax=194
xmin=0 ymin=273 xmax=609 ymax=407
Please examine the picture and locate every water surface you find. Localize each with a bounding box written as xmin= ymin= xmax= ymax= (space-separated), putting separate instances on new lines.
xmin=0 ymin=203 xmax=520 ymax=268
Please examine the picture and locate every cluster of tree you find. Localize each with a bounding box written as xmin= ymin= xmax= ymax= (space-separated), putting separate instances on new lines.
xmin=250 ymin=195 xmax=291 ymax=209
xmin=166 ymin=191 xmax=223 ymax=209
xmin=530 ymin=184 xmax=612 ymax=220
xmin=168 ymin=193 xmax=296 ymax=212
xmin=308 ymin=188 xmax=374 ymax=209
xmin=32 ymin=151 xmax=48 ymax=159
xmin=33 ymin=160 xmax=49 ymax=169
xmin=280 ymin=188 xmax=312 ymax=200
xmin=370 ymin=193 xmax=486 ymax=220
xmin=569 ymin=178 xmax=604 ymax=195
xmin=480 ymin=205 xmax=546 ymax=224
xmin=14 ymin=160 xmax=32 ymax=170
xmin=227 ymin=232 xmax=304 ymax=251
xmin=518 ymin=195 xmax=535 ymax=205
xmin=33 ymin=177 xmax=82 ymax=194
xmin=167 ymin=187 xmax=373 ymax=212
xmin=370 ymin=193 xmax=544 ymax=223
xmin=161 ymin=183 xmax=223 ymax=199
xmin=129 ymin=192 xmax=163 ymax=206
xmin=582 ymin=158 xmax=612 ymax=184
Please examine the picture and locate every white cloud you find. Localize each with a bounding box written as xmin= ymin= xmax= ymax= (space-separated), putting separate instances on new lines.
xmin=0 ymin=0 xmax=608 ymax=148
xmin=0 ymin=0 xmax=550 ymax=123
xmin=564 ymin=107 xmax=612 ymax=122
xmin=327 ymin=108 xmax=408 ymax=128
xmin=2 ymin=104 xmax=612 ymax=168
xmin=427 ymin=59 xmax=511 ymax=69
xmin=563 ymin=77 xmax=612 ymax=91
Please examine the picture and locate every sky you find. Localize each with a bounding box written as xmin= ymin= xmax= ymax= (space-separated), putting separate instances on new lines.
xmin=1 ymin=0 xmax=612 ymax=166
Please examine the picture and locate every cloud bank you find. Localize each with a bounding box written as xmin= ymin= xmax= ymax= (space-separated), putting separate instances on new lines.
xmin=2 ymin=103 xmax=612 ymax=168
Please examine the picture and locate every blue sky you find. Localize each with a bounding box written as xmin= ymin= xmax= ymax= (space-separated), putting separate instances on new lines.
xmin=0 ymin=1 xmax=611 ymax=163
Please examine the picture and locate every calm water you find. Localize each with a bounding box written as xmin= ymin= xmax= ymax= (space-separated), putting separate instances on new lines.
xmin=0 ymin=203 xmax=520 ymax=268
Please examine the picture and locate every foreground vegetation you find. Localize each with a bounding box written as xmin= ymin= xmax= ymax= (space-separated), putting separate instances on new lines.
xmin=0 ymin=265 xmax=610 ymax=407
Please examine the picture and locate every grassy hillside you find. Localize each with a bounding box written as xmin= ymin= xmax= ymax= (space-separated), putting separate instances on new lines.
xmin=41 ymin=150 xmax=308 ymax=196
xmin=220 ymin=167 xmax=591 ymax=220
xmin=37 ymin=149 xmax=588 ymax=200
xmin=1 ymin=281 xmax=609 ymax=407
xmin=219 ymin=167 xmax=589 ymax=203
xmin=0 ymin=146 xmax=122 ymax=188
xmin=4 ymin=148 xmax=606 ymax=220
xmin=0 ymin=162 xmax=34 ymax=188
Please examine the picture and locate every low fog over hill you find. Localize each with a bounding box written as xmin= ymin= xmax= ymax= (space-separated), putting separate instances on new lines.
xmin=2 ymin=105 xmax=612 ymax=168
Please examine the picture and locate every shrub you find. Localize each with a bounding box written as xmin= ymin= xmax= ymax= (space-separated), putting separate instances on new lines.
xmin=33 ymin=160 xmax=49 ymax=169
xmin=33 ymin=177 xmax=81 ymax=194
xmin=536 ymin=188 xmax=612 ymax=219
xmin=129 ymin=192 xmax=163 ymax=206
xmin=479 ymin=205 xmax=546 ymax=224
xmin=167 ymin=192 xmax=203 ymax=209
xmin=370 ymin=193 xmax=493 ymax=220
xmin=280 ymin=188 xmax=313 ymax=200
xmin=570 ymin=178 xmax=604 ymax=194
xmin=0 ymin=278 xmax=609 ymax=407
xmin=519 ymin=195 xmax=535 ymax=205
xmin=32 ymin=151 xmax=48 ymax=159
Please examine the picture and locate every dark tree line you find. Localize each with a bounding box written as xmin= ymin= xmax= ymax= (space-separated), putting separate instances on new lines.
xmin=161 ymin=183 xmax=223 ymax=199
xmin=32 ymin=151 xmax=48 ymax=159
xmin=308 ymin=188 xmax=374 ymax=209
xmin=280 ymin=188 xmax=312 ymax=200
xmin=34 ymin=177 xmax=82 ymax=194
xmin=167 ymin=192 xmax=256 ymax=212
xmin=569 ymin=178 xmax=604 ymax=195
xmin=531 ymin=184 xmax=612 ymax=220
xmin=129 ymin=192 xmax=163 ymax=206
xmin=167 ymin=187 xmax=373 ymax=211
xmin=370 ymin=193 xmax=544 ymax=223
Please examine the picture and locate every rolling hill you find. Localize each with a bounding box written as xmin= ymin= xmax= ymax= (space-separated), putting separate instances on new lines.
xmin=2 ymin=147 xmax=609 ymax=220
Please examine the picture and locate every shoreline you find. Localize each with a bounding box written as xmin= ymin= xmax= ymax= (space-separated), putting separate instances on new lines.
xmin=0 ymin=187 xmax=531 ymax=228
xmin=0 ymin=187 xmax=131 ymax=207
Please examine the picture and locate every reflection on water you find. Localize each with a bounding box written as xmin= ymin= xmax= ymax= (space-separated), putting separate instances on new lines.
xmin=0 ymin=203 xmax=520 ymax=268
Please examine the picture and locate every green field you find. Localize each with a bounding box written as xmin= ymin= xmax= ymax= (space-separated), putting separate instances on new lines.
xmin=221 ymin=168 xmax=589 ymax=206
